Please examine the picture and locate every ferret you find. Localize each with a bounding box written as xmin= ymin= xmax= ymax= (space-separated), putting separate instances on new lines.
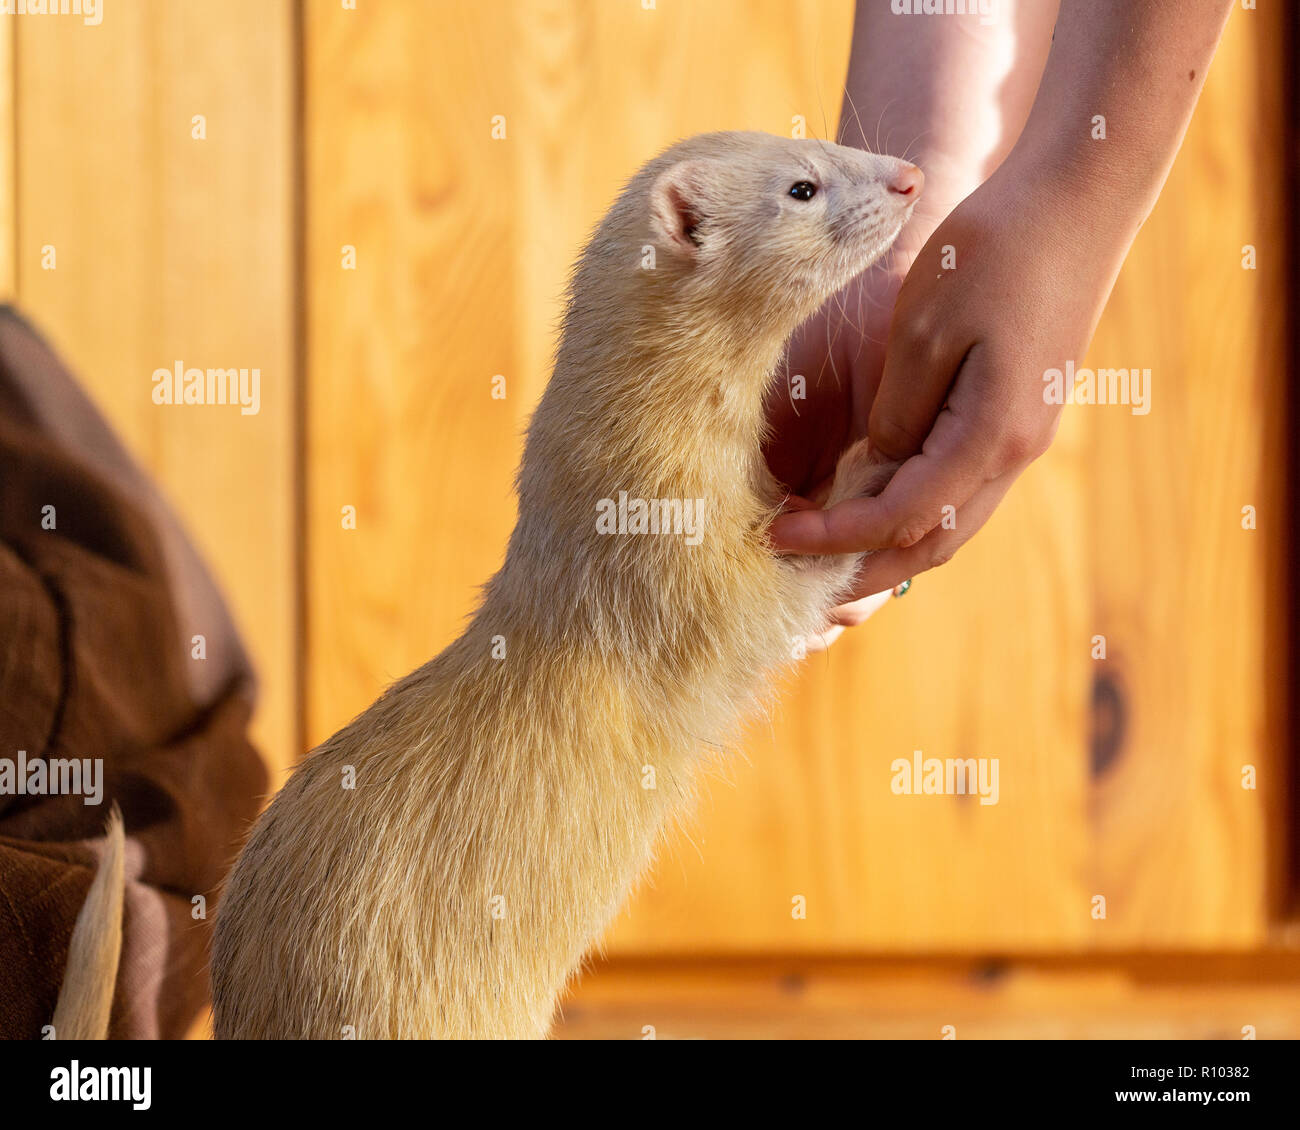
xmin=190 ymin=131 xmax=923 ymax=1039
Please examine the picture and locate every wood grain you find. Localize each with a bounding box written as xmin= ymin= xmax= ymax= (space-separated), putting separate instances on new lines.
xmin=553 ymin=955 xmax=1300 ymax=1040
xmin=301 ymin=0 xmax=1289 ymax=952
xmin=0 ymin=13 xmax=13 ymax=300
xmin=13 ymin=1 xmax=297 ymax=776
xmin=1080 ymin=0 xmax=1288 ymax=947
xmin=302 ymin=0 xmax=523 ymax=748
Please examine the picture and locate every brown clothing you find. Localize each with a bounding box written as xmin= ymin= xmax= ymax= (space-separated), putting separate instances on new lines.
xmin=0 ymin=306 xmax=267 ymax=1039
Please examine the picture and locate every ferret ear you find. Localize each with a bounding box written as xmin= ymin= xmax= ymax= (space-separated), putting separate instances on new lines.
xmin=649 ymin=160 xmax=711 ymax=260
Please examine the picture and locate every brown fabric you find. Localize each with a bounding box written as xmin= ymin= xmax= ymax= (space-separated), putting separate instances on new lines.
xmin=0 ymin=306 xmax=268 ymax=1039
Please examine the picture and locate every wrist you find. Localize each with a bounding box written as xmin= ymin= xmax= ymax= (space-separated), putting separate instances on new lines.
xmin=999 ymin=130 xmax=1150 ymax=252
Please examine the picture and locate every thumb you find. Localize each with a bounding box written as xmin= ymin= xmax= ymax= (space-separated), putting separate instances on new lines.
xmin=868 ymin=262 xmax=969 ymax=464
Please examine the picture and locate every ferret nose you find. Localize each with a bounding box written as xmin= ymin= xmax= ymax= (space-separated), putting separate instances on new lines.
xmin=889 ymin=163 xmax=924 ymax=199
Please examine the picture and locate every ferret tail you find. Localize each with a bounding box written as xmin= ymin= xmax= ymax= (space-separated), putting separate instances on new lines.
xmin=52 ymin=805 xmax=125 ymax=1040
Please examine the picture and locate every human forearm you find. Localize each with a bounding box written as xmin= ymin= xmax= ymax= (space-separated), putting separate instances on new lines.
xmin=1008 ymin=0 xmax=1234 ymax=243
xmin=773 ymin=0 xmax=1236 ymax=571
xmin=842 ymin=0 xmax=1058 ymax=252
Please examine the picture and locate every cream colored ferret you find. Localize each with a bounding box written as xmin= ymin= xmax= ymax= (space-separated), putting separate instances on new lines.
xmin=210 ymin=131 xmax=922 ymax=1038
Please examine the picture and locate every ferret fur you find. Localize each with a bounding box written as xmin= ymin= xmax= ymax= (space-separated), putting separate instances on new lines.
xmin=210 ymin=131 xmax=919 ymax=1039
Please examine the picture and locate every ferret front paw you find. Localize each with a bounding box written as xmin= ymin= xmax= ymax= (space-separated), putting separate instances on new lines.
xmin=825 ymin=438 xmax=899 ymax=507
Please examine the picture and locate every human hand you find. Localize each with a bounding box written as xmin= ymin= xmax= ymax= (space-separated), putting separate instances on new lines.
xmin=770 ymin=149 xmax=1132 ymax=615
xmin=763 ymin=226 xmax=916 ymax=647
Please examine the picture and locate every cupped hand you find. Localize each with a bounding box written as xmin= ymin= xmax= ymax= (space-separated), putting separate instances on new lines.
xmin=769 ymin=155 xmax=1128 ymax=613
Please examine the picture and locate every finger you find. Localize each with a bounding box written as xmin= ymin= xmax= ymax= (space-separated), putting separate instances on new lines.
xmin=840 ymin=469 xmax=1018 ymax=597
xmin=868 ymin=259 xmax=973 ymax=462
xmin=802 ymin=588 xmax=893 ymax=654
xmin=828 ymin=587 xmax=894 ymax=628
xmin=769 ymin=403 xmax=992 ymax=555
xmin=802 ymin=624 xmax=846 ymax=654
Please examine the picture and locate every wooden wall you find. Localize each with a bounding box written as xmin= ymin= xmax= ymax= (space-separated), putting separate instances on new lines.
xmin=5 ymin=1 xmax=297 ymax=770
xmin=3 ymin=0 xmax=1291 ymax=977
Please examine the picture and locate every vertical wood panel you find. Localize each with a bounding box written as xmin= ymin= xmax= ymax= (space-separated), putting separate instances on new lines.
xmin=302 ymin=0 xmax=523 ymax=741
xmin=1082 ymin=1 xmax=1288 ymax=946
xmin=14 ymin=1 xmax=298 ymax=778
xmin=0 ymin=13 xmax=14 ymax=299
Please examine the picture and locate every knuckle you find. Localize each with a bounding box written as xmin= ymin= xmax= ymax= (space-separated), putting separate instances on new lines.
xmin=998 ymin=427 xmax=1045 ymax=467
xmin=872 ymin=417 xmax=927 ymax=460
xmin=896 ymin=308 xmax=940 ymax=354
xmin=893 ymin=520 xmax=932 ymax=549
xmin=833 ymin=605 xmax=873 ymax=628
xmin=927 ymin=542 xmax=959 ymax=569
xmin=993 ymin=431 xmax=1034 ymax=468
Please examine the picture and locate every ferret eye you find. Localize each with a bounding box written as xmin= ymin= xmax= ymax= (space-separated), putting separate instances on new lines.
xmin=789 ymin=181 xmax=817 ymax=201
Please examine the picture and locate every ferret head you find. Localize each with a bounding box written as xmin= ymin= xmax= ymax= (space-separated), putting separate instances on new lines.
xmin=638 ymin=132 xmax=922 ymax=341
